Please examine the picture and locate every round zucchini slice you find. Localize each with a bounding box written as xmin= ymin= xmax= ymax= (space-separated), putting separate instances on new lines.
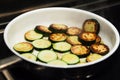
xmin=32 ymin=39 xmax=51 ymax=50
xmin=24 ymin=30 xmax=43 ymax=41
xmin=49 ymin=24 xmax=68 ymax=33
xmin=49 ymin=33 xmax=67 ymax=42
xmin=90 ymin=43 xmax=109 ymax=55
xmin=62 ymin=53 xmax=80 ymax=65
xmin=78 ymin=32 xmax=97 ymax=46
xmin=66 ymin=36 xmax=81 ymax=45
xmin=95 ymin=35 xmax=101 ymax=43
xmin=38 ymin=50 xmax=57 ymax=63
xmin=13 ymin=42 xmax=33 ymax=53
xmin=21 ymin=53 xmax=37 ymax=61
xmin=71 ymin=45 xmax=90 ymax=57
xmin=66 ymin=27 xmax=81 ymax=36
xmin=83 ymin=19 xmax=100 ymax=34
xmin=47 ymin=60 xmax=67 ymax=66
xmin=34 ymin=25 xmax=52 ymax=35
xmin=86 ymin=53 xmax=102 ymax=62
xmin=53 ymin=42 xmax=71 ymax=52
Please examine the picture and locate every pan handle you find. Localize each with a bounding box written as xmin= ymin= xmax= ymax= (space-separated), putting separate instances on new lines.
xmin=0 ymin=55 xmax=22 ymax=71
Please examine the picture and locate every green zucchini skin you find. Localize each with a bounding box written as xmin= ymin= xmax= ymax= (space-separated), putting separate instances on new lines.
xmin=21 ymin=53 xmax=37 ymax=61
xmin=53 ymin=42 xmax=71 ymax=52
xmin=37 ymin=50 xmax=57 ymax=63
xmin=24 ymin=30 xmax=43 ymax=42
xmin=49 ymin=24 xmax=68 ymax=33
xmin=83 ymin=19 xmax=100 ymax=34
xmin=13 ymin=42 xmax=33 ymax=53
xmin=62 ymin=53 xmax=80 ymax=65
xmin=32 ymin=39 xmax=52 ymax=50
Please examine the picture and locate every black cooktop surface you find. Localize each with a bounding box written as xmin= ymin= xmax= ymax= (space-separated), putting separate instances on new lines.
xmin=0 ymin=0 xmax=120 ymax=80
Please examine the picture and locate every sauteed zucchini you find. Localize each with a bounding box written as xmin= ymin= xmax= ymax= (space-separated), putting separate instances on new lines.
xmin=13 ymin=19 xmax=110 ymax=66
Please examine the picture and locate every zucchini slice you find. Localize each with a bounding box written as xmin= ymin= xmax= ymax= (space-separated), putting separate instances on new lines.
xmin=34 ymin=25 xmax=52 ymax=35
xmin=83 ymin=19 xmax=100 ymax=34
xmin=95 ymin=35 xmax=101 ymax=43
xmin=38 ymin=50 xmax=57 ymax=63
xmin=71 ymin=45 xmax=90 ymax=57
xmin=47 ymin=60 xmax=67 ymax=66
xmin=86 ymin=53 xmax=102 ymax=62
xmin=32 ymin=39 xmax=51 ymax=50
xmin=24 ymin=30 xmax=43 ymax=41
xmin=62 ymin=53 xmax=80 ymax=65
xmin=90 ymin=43 xmax=109 ymax=55
xmin=66 ymin=36 xmax=81 ymax=45
xmin=49 ymin=33 xmax=67 ymax=42
xmin=66 ymin=27 xmax=81 ymax=36
xmin=49 ymin=24 xmax=68 ymax=33
xmin=21 ymin=53 xmax=37 ymax=61
xmin=78 ymin=32 xmax=97 ymax=45
xmin=53 ymin=42 xmax=71 ymax=52
xmin=13 ymin=42 xmax=33 ymax=53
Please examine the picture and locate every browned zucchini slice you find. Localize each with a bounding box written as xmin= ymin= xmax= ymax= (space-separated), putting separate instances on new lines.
xmin=90 ymin=43 xmax=109 ymax=55
xmin=49 ymin=33 xmax=67 ymax=42
xmin=66 ymin=27 xmax=81 ymax=36
xmin=24 ymin=30 xmax=43 ymax=41
xmin=49 ymin=24 xmax=68 ymax=33
xmin=66 ymin=36 xmax=81 ymax=45
xmin=13 ymin=42 xmax=33 ymax=53
xmin=83 ymin=19 xmax=100 ymax=34
xmin=34 ymin=25 xmax=52 ymax=35
xmin=78 ymin=32 xmax=97 ymax=45
xmin=71 ymin=45 xmax=90 ymax=57
xmin=86 ymin=53 xmax=102 ymax=62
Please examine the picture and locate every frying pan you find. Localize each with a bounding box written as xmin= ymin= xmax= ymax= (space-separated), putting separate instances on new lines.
xmin=3 ymin=7 xmax=120 ymax=69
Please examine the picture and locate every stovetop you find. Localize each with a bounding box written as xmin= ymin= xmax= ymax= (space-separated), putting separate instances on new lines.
xmin=0 ymin=0 xmax=120 ymax=80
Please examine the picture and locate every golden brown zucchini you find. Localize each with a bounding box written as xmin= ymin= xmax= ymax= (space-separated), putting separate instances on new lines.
xmin=66 ymin=36 xmax=81 ymax=45
xmin=83 ymin=19 xmax=100 ymax=34
xmin=13 ymin=42 xmax=33 ymax=53
xmin=95 ymin=35 xmax=101 ymax=43
xmin=71 ymin=45 xmax=90 ymax=57
xmin=49 ymin=24 xmax=68 ymax=33
xmin=49 ymin=33 xmax=67 ymax=42
xmin=86 ymin=53 xmax=102 ymax=62
xmin=24 ymin=30 xmax=43 ymax=41
xmin=66 ymin=27 xmax=81 ymax=36
xmin=90 ymin=43 xmax=109 ymax=55
xmin=78 ymin=32 xmax=97 ymax=45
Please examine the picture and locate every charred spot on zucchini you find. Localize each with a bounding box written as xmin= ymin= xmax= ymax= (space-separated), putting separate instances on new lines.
xmin=83 ymin=19 xmax=100 ymax=34
xmin=86 ymin=53 xmax=102 ymax=62
xmin=79 ymin=32 xmax=97 ymax=45
xmin=32 ymin=39 xmax=51 ymax=50
xmin=71 ymin=45 xmax=90 ymax=57
xmin=49 ymin=33 xmax=67 ymax=42
xmin=90 ymin=43 xmax=109 ymax=55
xmin=66 ymin=36 xmax=81 ymax=45
xmin=34 ymin=25 xmax=52 ymax=35
xmin=62 ymin=53 xmax=80 ymax=65
xmin=21 ymin=53 xmax=37 ymax=61
xmin=13 ymin=42 xmax=33 ymax=53
xmin=38 ymin=50 xmax=57 ymax=63
xmin=53 ymin=42 xmax=71 ymax=52
xmin=47 ymin=60 xmax=67 ymax=66
xmin=66 ymin=27 xmax=81 ymax=36
xmin=49 ymin=24 xmax=68 ymax=33
xmin=24 ymin=30 xmax=43 ymax=41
